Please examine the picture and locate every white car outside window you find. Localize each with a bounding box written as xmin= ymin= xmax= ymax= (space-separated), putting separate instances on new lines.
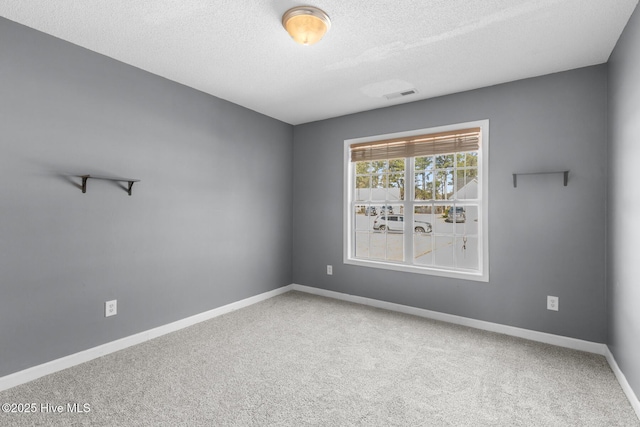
xmin=373 ymin=214 xmax=432 ymax=233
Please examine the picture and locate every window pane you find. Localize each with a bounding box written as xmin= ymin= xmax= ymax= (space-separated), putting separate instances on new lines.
xmin=455 ymin=169 xmax=478 ymax=199
xmin=371 ymin=174 xmax=387 ymax=200
xmin=455 ymin=236 xmax=479 ymax=270
xmin=368 ymin=233 xmax=387 ymax=260
xmin=367 ymin=232 xmax=404 ymax=262
xmin=355 ymin=176 xmax=371 ymax=201
xmin=389 ymin=158 xmax=405 ymax=172
xmin=355 ymin=161 xmax=371 ymax=173
xmin=466 ymin=205 xmax=479 ymax=233
xmin=389 ymin=204 xmax=403 ymax=216
xmin=435 ymin=170 xmax=454 ymax=200
xmin=415 ymin=156 xmax=433 ymax=171
xmin=371 ymin=160 xmax=387 ymax=173
xmin=354 ymin=203 xmax=406 ymax=262
xmin=370 ymin=209 xmax=405 ymax=262
xmin=434 ymin=236 xmax=454 ymax=268
xmin=465 ymin=152 xmax=478 ymax=167
xmin=354 ymin=231 xmax=370 ymax=259
xmin=415 ymin=156 xmax=435 ymax=201
xmin=414 ymin=233 xmax=433 ymax=266
xmin=433 ymin=205 xmax=451 ymax=234
xmin=414 ymin=171 xmax=433 ymax=201
xmin=355 ymin=205 xmax=378 ymax=229
xmin=445 ymin=205 xmax=468 ymax=236
xmin=436 ymin=154 xmax=454 ymax=168
xmin=356 ymin=175 xmax=371 ymax=188
xmin=373 ymin=212 xmax=404 ymax=232
xmin=453 ymin=205 xmax=478 ymax=236
xmin=388 ymin=173 xmax=405 ymax=201
xmin=414 ymin=205 xmax=434 ymax=266
xmin=414 ymin=205 xmax=433 ymax=214
xmin=385 ymin=233 xmax=404 ymax=262
xmin=354 ymin=205 xmax=376 ymax=260
xmin=413 ymin=205 xmax=433 ymax=233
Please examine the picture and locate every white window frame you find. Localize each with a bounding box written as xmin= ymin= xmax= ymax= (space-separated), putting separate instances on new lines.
xmin=343 ymin=120 xmax=489 ymax=282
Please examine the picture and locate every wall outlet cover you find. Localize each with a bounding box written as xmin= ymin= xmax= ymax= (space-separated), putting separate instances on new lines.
xmin=547 ymin=296 xmax=559 ymax=311
xmin=327 ymin=265 xmax=333 ymax=275
xmin=105 ymin=300 xmax=117 ymax=317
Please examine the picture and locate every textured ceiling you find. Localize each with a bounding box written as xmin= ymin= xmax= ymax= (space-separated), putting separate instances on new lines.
xmin=1 ymin=0 xmax=638 ymax=125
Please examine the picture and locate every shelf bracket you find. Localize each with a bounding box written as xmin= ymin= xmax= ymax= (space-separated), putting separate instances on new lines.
xmin=80 ymin=175 xmax=140 ymax=196
xmin=512 ymin=171 xmax=569 ymax=188
xmin=127 ymin=181 xmax=135 ymax=196
xmin=81 ymin=175 xmax=89 ymax=193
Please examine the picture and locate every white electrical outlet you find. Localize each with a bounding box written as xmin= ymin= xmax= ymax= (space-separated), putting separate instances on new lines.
xmin=327 ymin=265 xmax=333 ymax=275
xmin=105 ymin=300 xmax=117 ymax=317
xmin=547 ymin=296 xmax=559 ymax=311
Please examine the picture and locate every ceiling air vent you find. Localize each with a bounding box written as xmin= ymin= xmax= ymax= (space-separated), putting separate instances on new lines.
xmin=384 ymin=89 xmax=418 ymax=100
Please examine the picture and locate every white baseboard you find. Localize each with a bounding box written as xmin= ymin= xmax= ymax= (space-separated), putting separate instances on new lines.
xmin=605 ymin=347 xmax=640 ymax=420
xmin=0 ymin=285 xmax=294 ymax=392
xmin=3 ymin=282 xmax=639 ymax=422
xmin=291 ymin=284 xmax=640 ymax=420
xmin=291 ymin=284 xmax=607 ymax=354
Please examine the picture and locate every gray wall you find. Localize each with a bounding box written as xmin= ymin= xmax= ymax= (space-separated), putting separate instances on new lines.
xmin=608 ymin=5 xmax=640 ymax=401
xmin=0 ymin=18 xmax=293 ymax=377
xmin=293 ymin=66 xmax=608 ymax=343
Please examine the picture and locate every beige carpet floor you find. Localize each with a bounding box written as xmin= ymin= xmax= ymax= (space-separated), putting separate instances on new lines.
xmin=0 ymin=291 xmax=638 ymax=426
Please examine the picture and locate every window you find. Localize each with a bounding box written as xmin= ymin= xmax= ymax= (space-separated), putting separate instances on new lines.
xmin=344 ymin=120 xmax=488 ymax=281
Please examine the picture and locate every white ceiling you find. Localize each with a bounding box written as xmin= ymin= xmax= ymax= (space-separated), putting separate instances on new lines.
xmin=1 ymin=1 xmax=638 ymax=125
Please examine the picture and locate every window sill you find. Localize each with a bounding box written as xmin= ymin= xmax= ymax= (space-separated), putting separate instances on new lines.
xmin=344 ymin=257 xmax=489 ymax=282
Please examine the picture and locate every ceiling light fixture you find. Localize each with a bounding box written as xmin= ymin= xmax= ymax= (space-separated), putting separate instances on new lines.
xmin=282 ymin=6 xmax=331 ymax=46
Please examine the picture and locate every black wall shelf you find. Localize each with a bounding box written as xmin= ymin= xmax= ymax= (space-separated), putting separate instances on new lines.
xmin=512 ymin=171 xmax=569 ymax=188
xmin=81 ymin=175 xmax=140 ymax=196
